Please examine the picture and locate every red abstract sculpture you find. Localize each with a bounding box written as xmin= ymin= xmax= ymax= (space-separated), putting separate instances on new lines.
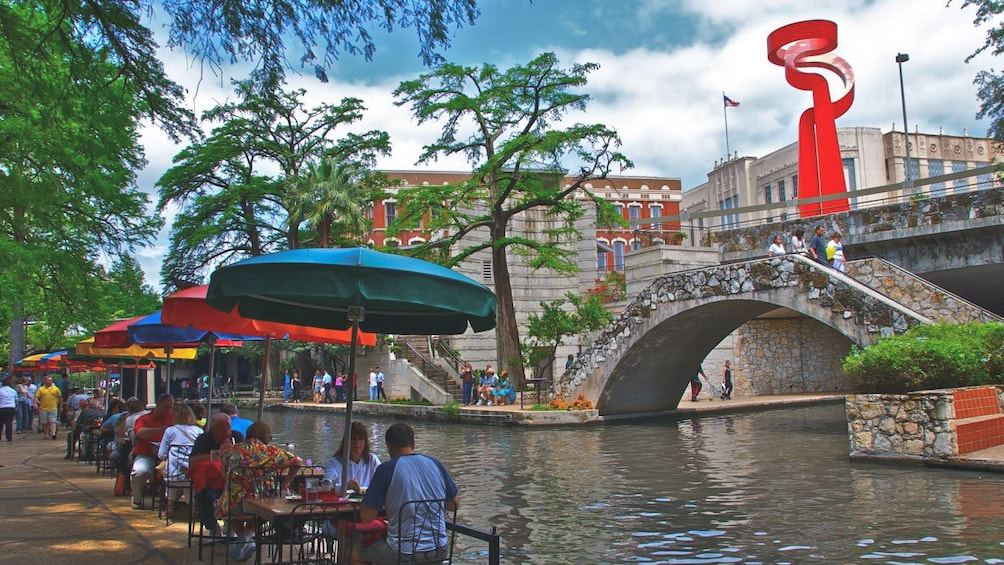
xmin=768 ymin=20 xmax=855 ymax=216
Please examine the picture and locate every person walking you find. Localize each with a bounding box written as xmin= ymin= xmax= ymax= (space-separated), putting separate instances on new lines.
xmin=375 ymin=367 xmax=387 ymax=402
xmin=690 ymin=366 xmax=707 ymax=402
xmin=0 ymin=376 xmax=18 ymax=442
xmin=767 ymin=234 xmax=786 ymax=257
xmin=313 ymin=370 xmax=324 ymax=403
xmin=35 ymin=375 xmax=63 ymax=440
xmin=335 ymin=372 xmax=345 ymax=403
xmin=15 ymin=376 xmax=29 ymax=433
xmin=790 ymin=228 xmax=807 ymax=255
xmin=323 ymin=369 xmax=334 ymax=403
xmin=827 ymin=232 xmax=846 ymax=272
xmin=721 ymin=361 xmax=734 ymax=400
xmin=808 ymin=225 xmax=830 ymax=267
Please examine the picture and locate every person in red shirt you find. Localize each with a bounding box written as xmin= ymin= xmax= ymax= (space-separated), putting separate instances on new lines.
xmin=130 ymin=393 xmax=174 ymax=509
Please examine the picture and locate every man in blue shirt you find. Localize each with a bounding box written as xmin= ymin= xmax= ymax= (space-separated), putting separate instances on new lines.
xmin=808 ymin=225 xmax=830 ymax=267
xmin=357 ymin=422 xmax=459 ymax=564
xmin=219 ymin=402 xmax=252 ymax=437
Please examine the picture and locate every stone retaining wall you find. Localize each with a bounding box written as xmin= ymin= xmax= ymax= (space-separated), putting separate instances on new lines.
xmin=845 ymin=385 xmax=1004 ymax=462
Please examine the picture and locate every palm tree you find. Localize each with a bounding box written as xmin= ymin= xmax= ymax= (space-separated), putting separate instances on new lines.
xmin=287 ymin=159 xmax=373 ymax=248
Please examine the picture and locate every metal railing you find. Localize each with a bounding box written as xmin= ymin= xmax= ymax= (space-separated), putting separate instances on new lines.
xmin=637 ymin=164 xmax=1001 ymax=245
xmin=449 ymin=521 xmax=501 ymax=565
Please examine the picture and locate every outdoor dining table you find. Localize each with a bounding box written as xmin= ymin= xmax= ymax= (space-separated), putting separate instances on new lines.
xmin=243 ymin=495 xmax=361 ymax=564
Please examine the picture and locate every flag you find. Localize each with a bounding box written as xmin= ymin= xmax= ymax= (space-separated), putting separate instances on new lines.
xmin=724 ymin=95 xmax=740 ymax=108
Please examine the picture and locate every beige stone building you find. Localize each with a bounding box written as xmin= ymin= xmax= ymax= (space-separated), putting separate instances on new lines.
xmin=682 ymin=127 xmax=1001 ymax=231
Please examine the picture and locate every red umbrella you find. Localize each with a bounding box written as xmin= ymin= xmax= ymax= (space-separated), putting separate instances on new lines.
xmin=162 ymin=285 xmax=376 ymax=346
xmin=93 ymin=316 xmax=147 ymax=348
xmin=162 ymin=285 xmax=376 ymax=419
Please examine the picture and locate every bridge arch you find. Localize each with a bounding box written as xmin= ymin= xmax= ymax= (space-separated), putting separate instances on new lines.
xmin=556 ymin=255 xmax=930 ymax=417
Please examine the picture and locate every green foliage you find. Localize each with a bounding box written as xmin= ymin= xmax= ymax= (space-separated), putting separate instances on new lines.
xmin=843 ymin=322 xmax=1004 ymax=393
xmin=441 ymin=401 xmax=461 ymax=419
xmin=955 ymin=1 xmax=1004 ymax=140
xmin=522 ymin=291 xmax=614 ymax=376
xmin=587 ymin=271 xmax=627 ymax=304
xmin=392 ymin=52 xmax=631 ymax=380
xmin=157 ymin=80 xmax=391 ymax=285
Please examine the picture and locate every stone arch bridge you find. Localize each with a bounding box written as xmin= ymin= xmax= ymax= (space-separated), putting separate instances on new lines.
xmin=553 ymin=254 xmax=934 ymax=417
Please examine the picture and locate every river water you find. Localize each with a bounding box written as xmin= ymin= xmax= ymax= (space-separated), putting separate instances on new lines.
xmin=263 ymin=404 xmax=1004 ymax=564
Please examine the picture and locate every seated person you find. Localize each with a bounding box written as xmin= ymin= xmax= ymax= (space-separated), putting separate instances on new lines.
xmin=109 ymin=397 xmax=147 ymax=476
xmin=65 ymin=398 xmax=104 ymax=459
xmin=477 ymin=367 xmax=499 ymax=406
xmin=131 ymin=394 xmax=175 ymax=510
xmin=158 ymin=404 xmax=204 ymax=518
xmin=356 ymin=422 xmax=459 ymax=565
xmin=321 ymin=421 xmax=381 ymax=539
xmin=219 ymin=421 xmax=301 ymax=562
xmin=188 ymin=413 xmax=244 ymax=538
xmin=219 ymin=402 xmax=252 ymax=437
xmin=99 ymin=398 xmax=127 ymax=454
xmin=493 ymin=371 xmax=515 ymax=406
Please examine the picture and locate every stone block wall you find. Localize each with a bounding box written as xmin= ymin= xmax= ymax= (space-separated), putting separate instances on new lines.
xmin=845 ymin=258 xmax=999 ymax=323
xmin=735 ymin=318 xmax=854 ymax=396
xmin=845 ymin=386 xmax=1004 ymax=461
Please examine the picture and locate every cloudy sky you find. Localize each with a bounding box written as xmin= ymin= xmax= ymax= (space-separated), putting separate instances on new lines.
xmin=134 ymin=0 xmax=997 ymax=288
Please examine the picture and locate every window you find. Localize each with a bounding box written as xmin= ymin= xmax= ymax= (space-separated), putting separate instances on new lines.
xmin=597 ymin=250 xmax=607 ymax=273
xmin=613 ymin=204 xmax=623 ymax=218
xmin=481 ymin=259 xmax=493 ymax=282
xmin=792 ymin=175 xmax=799 ymax=199
xmin=952 ymin=161 xmax=968 ymax=193
xmin=649 ymin=204 xmax=662 ymax=230
xmin=928 ymin=159 xmax=945 ymax=196
xmin=907 ymin=157 xmax=921 ymax=183
xmin=628 ymin=205 xmax=640 ymax=223
xmin=384 ymin=201 xmax=396 ymax=226
xmin=778 ymin=180 xmax=786 ymax=202
xmin=764 ymin=184 xmax=773 ymax=223
xmin=720 ymin=199 xmax=728 ymax=229
xmin=731 ymin=195 xmax=740 ymax=228
xmin=613 ymin=241 xmax=625 ymax=272
xmin=631 ymin=238 xmax=641 ymax=251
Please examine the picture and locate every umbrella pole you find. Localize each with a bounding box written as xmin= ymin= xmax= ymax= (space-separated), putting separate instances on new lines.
xmin=339 ymin=321 xmax=360 ymax=496
xmin=206 ymin=345 xmax=216 ymax=423
xmin=133 ymin=357 xmax=140 ymax=399
xmin=256 ymin=337 xmax=271 ymax=421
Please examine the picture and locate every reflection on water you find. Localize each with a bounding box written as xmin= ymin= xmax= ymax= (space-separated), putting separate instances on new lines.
xmin=262 ymin=405 xmax=1004 ymax=564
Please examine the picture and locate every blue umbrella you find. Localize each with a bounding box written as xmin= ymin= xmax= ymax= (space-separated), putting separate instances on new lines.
xmin=206 ymin=247 xmax=497 ymax=492
xmin=128 ymin=310 xmax=263 ymax=418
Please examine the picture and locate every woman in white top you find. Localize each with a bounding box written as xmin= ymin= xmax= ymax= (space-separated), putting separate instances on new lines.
xmin=323 ymin=421 xmax=380 ymax=494
xmin=767 ymin=235 xmax=786 ymax=257
xmin=158 ymin=404 xmax=203 ymax=516
xmin=790 ymin=228 xmax=807 ymax=255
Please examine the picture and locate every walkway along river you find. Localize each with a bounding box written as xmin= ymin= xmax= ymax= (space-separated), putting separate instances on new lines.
xmin=268 ymin=404 xmax=1004 ymax=564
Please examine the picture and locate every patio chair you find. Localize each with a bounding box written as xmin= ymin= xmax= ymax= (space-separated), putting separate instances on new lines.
xmin=395 ymin=498 xmax=457 ymax=565
xmin=159 ymin=444 xmax=194 ymax=525
xmin=211 ymin=462 xmax=287 ymax=564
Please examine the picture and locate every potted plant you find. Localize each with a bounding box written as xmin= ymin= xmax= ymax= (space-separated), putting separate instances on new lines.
xmin=671 ymin=231 xmax=687 ymax=244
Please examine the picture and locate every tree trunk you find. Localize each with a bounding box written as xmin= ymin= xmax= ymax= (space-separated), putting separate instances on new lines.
xmin=491 ymin=243 xmax=524 ymax=385
xmin=9 ymin=308 xmax=25 ymax=366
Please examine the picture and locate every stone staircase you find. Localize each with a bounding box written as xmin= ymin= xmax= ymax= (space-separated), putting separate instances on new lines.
xmin=396 ymin=335 xmax=463 ymax=402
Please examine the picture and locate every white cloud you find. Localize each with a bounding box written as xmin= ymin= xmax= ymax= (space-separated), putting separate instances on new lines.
xmin=133 ymin=0 xmax=996 ymax=290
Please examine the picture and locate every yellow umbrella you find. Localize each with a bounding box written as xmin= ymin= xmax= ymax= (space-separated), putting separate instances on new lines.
xmin=75 ymin=337 xmax=198 ymax=359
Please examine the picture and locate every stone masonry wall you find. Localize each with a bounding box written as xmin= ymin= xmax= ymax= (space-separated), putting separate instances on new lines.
xmin=735 ymin=318 xmax=854 ymax=395
xmin=846 ymin=258 xmax=1000 ymax=323
xmin=845 ymin=385 xmax=1004 ymax=461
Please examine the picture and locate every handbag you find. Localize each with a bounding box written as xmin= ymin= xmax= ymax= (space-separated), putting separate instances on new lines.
xmin=114 ymin=472 xmax=130 ymax=496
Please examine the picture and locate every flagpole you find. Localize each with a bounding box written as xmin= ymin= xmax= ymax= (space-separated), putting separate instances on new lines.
xmin=723 ymin=91 xmax=731 ymax=159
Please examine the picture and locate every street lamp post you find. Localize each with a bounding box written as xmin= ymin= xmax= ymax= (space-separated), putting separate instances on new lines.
xmin=896 ymin=53 xmax=912 ymax=186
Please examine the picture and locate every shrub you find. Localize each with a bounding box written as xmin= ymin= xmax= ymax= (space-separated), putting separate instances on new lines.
xmin=843 ymin=322 xmax=1004 ymax=393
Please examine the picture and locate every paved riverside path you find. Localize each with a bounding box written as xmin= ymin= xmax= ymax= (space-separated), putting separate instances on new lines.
xmin=0 ymin=430 xmax=195 ymax=564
